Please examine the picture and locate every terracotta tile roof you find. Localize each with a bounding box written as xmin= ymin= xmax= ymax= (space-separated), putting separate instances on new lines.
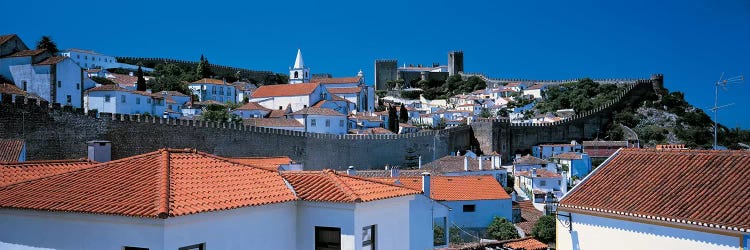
xmin=0 ymin=139 xmax=25 ymax=163
xmin=349 ymin=113 xmax=383 ymax=122
xmin=36 ymin=56 xmax=66 ymax=65
xmin=559 ymin=148 xmax=750 ymax=232
xmin=227 ymin=156 xmax=293 ymax=171
xmin=164 ymin=91 xmax=189 ymax=97
xmin=107 ymin=73 xmax=138 ymax=87
xmin=582 ymin=140 xmax=629 ymax=147
xmin=311 ymin=76 xmax=361 ymax=84
xmin=331 ymin=94 xmax=353 ymax=103
xmin=8 ymin=49 xmax=47 ymax=57
xmin=282 ymin=169 xmax=420 ymax=203
xmin=289 ymin=107 xmax=345 ymax=116
xmin=349 ymin=127 xmax=395 ymax=134
xmin=502 ymin=237 xmax=548 ymax=250
xmin=327 ymin=87 xmax=361 ymax=94
xmin=515 ymin=200 xmax=542 ymax=234
xmin=346 ymin=169 xmax=425 ymax=178
xmin=526 ymin=84 xmax=544 ymax=90
xmin=377 ymin=175 xmax=510 ymax=201
xmin=268 ymin=109 xmax=287 ymax=118
xmin=516 ymin=169 xmax=561 ymax=178
xmin=514 ymin=155 xmax=549 ymax=165
xmin=191 ymin=78 xmax=226 ymax=85
xmin=421 ymin=156 xmax=494 ymax=174
xmin=251 ymin=83 xmax=320 ymax=98
xmin=0 ymin=149 xmax=297 ymax=218
xmin=195 ymin=100 xmax=225 ymax=106
xmin=399 ymin=123 xmax=415 ymax=128
xmin=551 ymin=152 xmax=583 ymax=160
xmin=243 ymin=118 xmax=303 ymax=128
xmin=0 ymin=83 xmax=27 ymax=96
xmin=1 ymin=159 xmax=96 ymax=186
xmin=236 ymin=102 xmax=271 ymax=111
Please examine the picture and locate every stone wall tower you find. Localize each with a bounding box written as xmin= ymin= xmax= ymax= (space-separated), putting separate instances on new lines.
xmin=374 ymin=59 xmax=397 ymax=90
xmin=448 ymin=50 xmax=464 ymax=76
xmin=289 ymin=49 xmax=310 ymax=84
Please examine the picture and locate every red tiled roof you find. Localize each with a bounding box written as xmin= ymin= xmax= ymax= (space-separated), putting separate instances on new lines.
xmin=289 ymin=107 xmax=345 ymax=116
xmin=243 ymin=118 xmax=303 ymax=128
xmin=502 ymin=237 xmax=548 ymax=250
xmin=582 ymin=140 xmax=629 ymax=147
xmin=551 ymin=152 xmax=583 ymax=160
xmin=191 ymin=78 xmax=226 ymax=85
xmin=236 ymin=102 xmax=271 ymax=111
xmin=516 ymin=169 xmax=561 ymax=178
xmin=227 ymin=156 xmax=293 ymax=171
xmin=327 ymin=87 xmax=361 ymax=94
xmin=8 ymin=49 xmax=47 ymax=57
xmin=526 ymin=84 xmax=544 ymax=90
xmin=268 ymin=109 xmax=287 ymax=118
xmin=0 ymin=149 xmax=297 ymax=218
xmin=251 ymin=83 xmax=319 ymax=98
xmin=282 ymin=169 xmax=420 ymax=203
xmin=0 ymin=83 xmax=27 ymax=96
xmin=312 ymin=76 xmax=361 ymax=84
xmin=84 ymin=84 xmax=129 ymax=93
xmin=514 ymin=155 xmax=549 ymax=165
xmin=1 ymin=159 xmax=96 ymax=186
xmin=559 ymin=148 xmax=750 ymax=232
xmin=422 ymin=156 xmax=494 ymax=173
xmin=378 ymin=175 xmax=510 ymax=201
xmin=36 ymin=56 xmax=66 ymax=65
xmin=515 ymin=200 xmax=542 ymax=234
xmin=349 ymin=127 xmax=395 ymax=135
xmin=107 ymin=73 xmax=138 ymax=87
xmin=0 ymin=139 xmax=25 ymax=162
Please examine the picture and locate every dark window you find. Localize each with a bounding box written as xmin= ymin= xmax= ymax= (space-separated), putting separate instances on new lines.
xmin=57 ymin=81 xmax=61 ymax=88
xmin=105 ymin=95 xmax=111 ymax=102
xmin=339 ymin=120 xmax=344 ymax=127
xmin=66 ymin=95 xmax=71 ymax=104
xmin=315 ymin=226 xmax=341 ymax=250
xmin=76 ymin=83 xmax=80 ymax=90
xmin=294 ymin=71 xmax=299 ymax=78
xmin=178 ymin=243 xmax=205 ymax=250
xmin=325 ymin=119 xmax=330 ymax=127
xmin=362 ymin=225 xmax=375 ymax=249
xmin=22 ymin=81 xmax=27 ymax=91
xmin=463 ymin=204 xmax=476 ymax=212
xmin=311 ymin=119 xmax=316 ymax=127
xmin=123 ymin=247 xmax=148 ymax=250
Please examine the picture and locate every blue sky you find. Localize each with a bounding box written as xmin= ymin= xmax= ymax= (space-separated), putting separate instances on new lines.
xmin=3 ymin=0 xmax=749 ymax=128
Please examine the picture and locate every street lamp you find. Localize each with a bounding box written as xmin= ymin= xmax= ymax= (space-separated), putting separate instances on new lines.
xmin=544 ymin=192 xmax=573 ymax=231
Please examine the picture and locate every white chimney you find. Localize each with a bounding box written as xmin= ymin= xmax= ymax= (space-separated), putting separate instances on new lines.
xmin=128 ymin=71 xmax=134 ymax=76
xmin=479 ymin=156 xmax=483 ymax=170
xmin=421 ymin=172 xmax=431 ymax=198
xmin=346 ymin=166 xmax=356 ymax=176
xmin=87 ymin=140 xmax=111 ymax=162
xmin=390 ymin=166 xmax=400 ymax=177
xmin=561 ymin=171 xmax=568 ymax=194
xmin=493 ymin=155 xmax=501 ymax=169
xmin=464 ymin=156 xmax=469 ymax=171
xmin=418 ymin=155 xmax=422 ymax=169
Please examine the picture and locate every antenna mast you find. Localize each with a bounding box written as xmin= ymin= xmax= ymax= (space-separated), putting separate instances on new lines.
xmin=711 ymin=73 xmax=743 ymax=149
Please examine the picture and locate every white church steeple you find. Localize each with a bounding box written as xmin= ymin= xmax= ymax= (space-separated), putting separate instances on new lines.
xmin=289 ymin=49 xmax=310 ymax=84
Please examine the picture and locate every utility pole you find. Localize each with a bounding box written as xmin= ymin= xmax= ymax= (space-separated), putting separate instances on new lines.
xmin=710 ymin=73 xmax=743 ymax=149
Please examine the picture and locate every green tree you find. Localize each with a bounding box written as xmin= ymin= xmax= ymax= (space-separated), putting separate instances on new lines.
xmin=35 ymin=36 xmax=59 ymax=54
xmin=136 ymin=66 xmax=147 ymax=91
xmin=201 ymin=104 xmax=240 ymax=123
xmin=388 ymin=105 xmax=398 ymax=133
xmin=479 ymin=108 xmax=492 ymax=118
xmin=196 ymin=54 xmax=213 ymax=79
xmin=433 ymin=224 xmax=446 ymax=246
xmin=403 ymin=146 xmax=418 ymax=169
xmin=449 ymin=226 xmax=463 ymax=244
xmin=486 ymin=216 xmax=519 ymax=241
xmin=399 ymin=103 xmax=409 ymax=123
xmin=531 ymin=215 xmax=556 ymax=243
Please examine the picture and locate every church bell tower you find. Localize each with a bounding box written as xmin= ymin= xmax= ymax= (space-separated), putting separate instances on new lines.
xmin=289 ymin=49 xmax=310 ymax=84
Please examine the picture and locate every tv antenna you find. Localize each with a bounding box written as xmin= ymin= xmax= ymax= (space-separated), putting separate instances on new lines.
xmin=710 ymin=72 xmax=743 ymax=149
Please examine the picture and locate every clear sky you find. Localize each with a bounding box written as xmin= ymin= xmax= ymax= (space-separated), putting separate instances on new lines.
xmin=3 ymin=0 xmax=749 ymax=127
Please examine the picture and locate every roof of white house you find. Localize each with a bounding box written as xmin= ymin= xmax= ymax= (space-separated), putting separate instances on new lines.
xmin=288 ymin=107 xmax=345 ymax=116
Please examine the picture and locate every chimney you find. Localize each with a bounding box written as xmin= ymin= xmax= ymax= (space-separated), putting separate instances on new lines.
xmin=490 ymin=156 xmax=496 ymax=169
xmin=87 ymin=140 xmax=111 ymax=162
xmin=128 ymin=71 xmax=134 ymax=76
xmin=421 ymin=172 xmax=431 ymax=198
xmin=464 ymin=156 xmax=469 ymax=171
xmin=418 ymin=155 xmax=422 ymax=169
xmin=561 ymin=171 xmax=568 ymax=194
xmin=479 ymin=156 xmax=483 ymax=170
xmin=493 ymin=155 xmax=501 ymax=169
xmin=346 ymin=166 xmax=356 ymax=176
xmin=390 ymin=166 xmax=400 ymax=177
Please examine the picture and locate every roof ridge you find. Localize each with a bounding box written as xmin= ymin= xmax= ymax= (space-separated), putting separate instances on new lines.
xmin=0 ymin=158 xmax=94 ymax=166
xmin=190 ymin=150 xmax=280 ymax=173
xmin=324 ymin=170 xmax=362 ymax=202
xmin=157 ymin=149 xmax=170 ymax=218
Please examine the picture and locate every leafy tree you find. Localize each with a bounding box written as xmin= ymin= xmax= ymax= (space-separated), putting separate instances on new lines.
xmin=388 ymin=105 xmax=398 ymax=133
xmin=532 ymin=215 xmax=556 ymax=243
xmin=497 ymin=108 xmax=509 ymax=117
xmin=196 ymin=54 xmax=214 ymax=79
xmin=479 ymin=108 xmax=492 ymax=118
xmin=149 ymin=63 xmax=194 ymax=94
xmin=136 ymin=66 xmax=147 ymax=91
xmin=486 ymin=216 xmax=519 ymax=241
xmin=506 ymin=174 xmax=515 ymax=188
xmin=403 ymin=146 xmax=419 ymax=168
xmin=399 ymin=103 xmax=409 ymax=123
xmin=201 ymin=104 xmax=240 ymax=123
xmin=607 ymin=124 xmax=625 ymax=140
xmin=433 ymin=225 xmax=446 ymax=246
xmin=449 ymin=226 xmax=463 ymax=244
xmin=35 ymin=36 xmax=59 ymax=54
xmin=400 ymin=90 xmax=423 ymax=99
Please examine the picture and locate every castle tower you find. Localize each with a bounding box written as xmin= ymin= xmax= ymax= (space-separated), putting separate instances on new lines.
xmin=289 ymin=49 xmax=310 ymax=84
xmin=374 ymin=59 xmax=397 ymax=90
xmin=448 ymin=51 xmax=464 ymax=76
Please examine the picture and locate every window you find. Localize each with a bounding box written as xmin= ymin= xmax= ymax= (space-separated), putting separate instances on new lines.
xmin=66 ymin=95 xmax=71 ymax=104
xmin=311 ymin=119 xmax=316 ymax=127
xmin=540 ymin=180 xmax=546 ymax=186
xmin=178 ymin=243 xmax=205 ymax=250
xmin=84 ymin=56 xmax=87 ymax=59
xmin=76 ymin=83 xmax=80 ymax=90
xmin=92 ymin=57 xmax=95 ymax=61
xmin=325 ymin=119 xmax=330 ymax=127
xmin=463 ymin=204 xmax=476 ymax=212
xmin=294 ymin=71 xmax=299 ymax=78
xmin=558 ymin=180 xmax=561 ymax=186
xmin=76 ymin=55 xmax=80 ymax=59
xmin=105 ymin=94 xmax=111 ymax=102
xmin=315 ymin=226 xmax=341 ymax=250
xmin=147 ymin=98 xmax=152 ymax=104
xmin=136 ymin=97 xmax=141 ymax=104
xmin=212 ymin=86 xmax=216 ymax=94
xmin=219 ymin=87 xmax=224 ymax=95
xmin=123 ymin=247 xmax=148 ymax=250
xmin=57 ymin=81 xmax=61 ymax=88
xmin=339 ymin=120 xmax=344 ymax=127
xmin=121 ymin=95 xmax=126 ymax=103
xmin=362 ymin=225 xmax=375 ymax=250
xmin=22 ymin=81 xmax=26 ymax=91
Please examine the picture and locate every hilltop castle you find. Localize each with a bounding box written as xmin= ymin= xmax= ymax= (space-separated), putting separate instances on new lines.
xmin=374 ymin=51 xmax=464 ymax=90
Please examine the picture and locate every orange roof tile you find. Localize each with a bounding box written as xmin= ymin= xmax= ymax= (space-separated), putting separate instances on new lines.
xmin=0 ymin=149 xmax=297 ymax=218
xmin=551 ymin=152 xmax=583 ymax=160
xmin=36 ymin=56 xmax=66 ymax=65
xmin=268 ymin=109 xmax=288 ymax=118
xmin=421 ymin=156 xmax=493 ymax=173
xmin=243 ymin=118 xmax=303 ymax=128
xmin=311 ymin=76 xmax=361 ymax=84
xmin=191 ymin=78 xmax=226 ymax=85
xmin=0 ymin=34 xmax=18 ymax=46
xmin=236 ymin=102 xmax=271 ymax=111
xmin=251 ymin=83 xmax=320 ymax=98
xmin=375 ymin=175 xmax=510 ymax=201
xmin=502 ymin=237 xmax=548 ymax=250
xmin=327 ymin=87 xmax=361 ymax=94
xmin=8 ymin=49 xmax=47 ymax=57
xmin=282 ymin=170 xmax=420 ymax=203
xmin=516 ymin=169 xmax=561 ymax=178
xmin=514 ymin=155 xmax=549 ymax=165
xmin=515 ymin=200 xmax=543 ymax=234
xmin=0 ymin=139 xmax=24 ymax=163
xmin=1 ymin=159 xmax=96 ymax=186
xmin=227 ymin=156 xmax=293 ymax=171
xmin=560 ymin=148 xmax=750 ymax=231
xmin=0 ymin=83 xmax=27 ymax=96
xmin=106 ymin=73 xmax=138 ymax=87
xmin=289 ymin=107 xmax=345 ymax=116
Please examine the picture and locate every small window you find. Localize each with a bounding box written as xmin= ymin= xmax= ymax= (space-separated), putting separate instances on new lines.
xmin=339 ymin=120 xmax=344 ymax=127
xmin=463 ymin=204 xmax=476 ymax=212
xmin=558 ymin=180 xmax=561 ymax=186
xmin=76 ymin=55 xmax=80 ymax=59
xmin=147 ymin=98 xmax=152 ymax=104
xmin=123 ymin=247 xmax=148 ymax=250
xmin=57 ymin=81 xmax=61 ymax=88
xmin=121 ymin=95 xmax=126 ymax=103
xmin=76 ymin=83 xmax=80 ymax=90
xmin=178 ymin=243 xmax=205 ymax=250
xmin=84 ymin=56 xmax=88 ymax=59
xmin=105 ymin=94 xmax=111 ymax=102
xmin=325 ymin=119 xmax=330 ymax=127
xmin=212 ymin=86 xmax=216 ymax=94
xmin=294 ymin=71 xmax=299 ymax=78
xmin=362 ymin=225 xmax=375 ymax=249
xmin=66 ymin=95 xmax=71 ymax=104
xmin=220 ymin=87 xmax=224 ymax=95
xmin=22 ymin=81 xmax=27 ymax=91
xmin=311 ymin=119 xmax=316 ymax=127
xmin=540 ymin=180 xmax=546 ymax=186
xmin=136 ymin=97 xmax=141 ymax=104
xmin=315 ymin=226 xmax=341 ymax=250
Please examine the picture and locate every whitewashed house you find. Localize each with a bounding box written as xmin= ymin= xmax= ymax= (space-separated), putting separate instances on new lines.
xmin=250 ymin=82 xmax=327 ymax=112
xmin=532 ymin=142 xmax=583 ymax=159
xmin=516 ymin=168 xmax=565 ymax=203
xmin=4 ymin=56 xmax=89 ymax=108
xmin=313 ymin=71 xmax=375 ymax=112
xmin=522 ymin=84 xmax=545 ymax=99
xmin=287 ymin=107 xmax=347 ymax=134
xmin=188 ymin=78 xmax=237 ymax=103
xmin=234 ymin=81 xmax=257 ymax=103
xmin=84 ymin=85 xmax=167 ymax=116
xmin=556 ymin=149 xmax=750 ymax=250
xmin=59 ymin=48 xmax=116 ymax=69
xmin=312 ymin=95 xmax=356 ymax=115
xmin=0 ymin=149 xmax=439 ymax=250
